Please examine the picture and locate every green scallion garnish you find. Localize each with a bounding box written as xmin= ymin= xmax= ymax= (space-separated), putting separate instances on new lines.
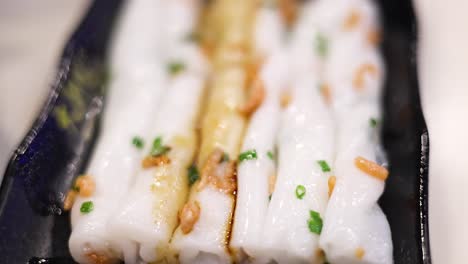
xmin=167 ymin=61 xmax=186 ymax=75
xmin=222 ymin=153 xmax=230 ymax=162
xmin=295 ymin=185 xmax=306 ymax=199
xmin=72 ymin=185 xmax=80 ymax=192
xmin=307 ymin=210 xmax=323 ymax=234
xmin=185 ymin=32 xmax=200 ymax=42
xmin=132 ymin=136 xmax=144 ymax=149
xmin=267 ymin=151 xmax=275 ymax=160
xmin=370 ymin=118 xmax=378 ymax=128
xmin=317 ymin=160 xmax=331 ymax=172
xmin=188 ymin=164 xmax=199 ymax=186
xmin=150 ymin=136 xmax=171 ymax=157
xmin=80 ymin=201 xmax=94 ymax=214
xmin=239 ymin=149 xmax=258 ymax=162
xmin=315 ymin=33 xmax=328 ymax=58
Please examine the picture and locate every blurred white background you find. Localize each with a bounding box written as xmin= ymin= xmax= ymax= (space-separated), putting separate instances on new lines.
xmin=0 ymin=0 xmax=89 ymax=174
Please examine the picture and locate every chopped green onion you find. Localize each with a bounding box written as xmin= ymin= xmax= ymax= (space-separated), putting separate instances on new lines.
xmin=317 ymin=160 xmax=331 ymax=172
xmin=370 ymin=118 xmax=378 ymax=128
xmin=307 ymin=210 xmax=323 ymax=234
xmin=269 ymin=194 xmax=272 ymax=201
xmin=295 ymin=185 xmax=306 ymax=199
xmin=72 ymin=185 xmax=80 ymax=192
xmin=239 ymin=149 xmax=258 ymax=162
xmin=167 ymin=61 xmax=186 ymax=75
xmin=188 ymin=164 xmax=199 ymax=186
xmin=80 ymin=201 xmax=94 ymax=214
xmin=315 ymin=33 xmax=328 ymax=57
xmin=132 ymin=136 xmax=144 ymax=149
xmin=185 ymin=32 xmax=200 ymax=42
xmin=150 ymin=137 xmax=171 ymax=156
xmin=222 ymin=153 xmax=230 ymax=162
xmin=267 ymin=151 xmax=275 ymax=160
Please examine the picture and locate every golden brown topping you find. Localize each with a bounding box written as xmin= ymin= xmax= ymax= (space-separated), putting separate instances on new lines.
xmin=328 ymin=175 xmax=336 ymax=198
xmin=354 ymin=156 xmax=389 ymax=181
xmin=198 ymin=148 xmax=224 ymax=189
xmin=239 ymin=79 xmax=266 ymax=116
xmin=280 ymin=90 xmax=292 ymax=108
xmin=180 ymin=201 xmax=201 ymax=234
xmin=355 ymin=247 xmax=366 ymax=260
xmin=245 ymin=57 xmax=264 ymax=88
xmin=367 ymin=29 xmax=381 ymax=46
xmin=315 ymin=248 xmax=325 ymax=261
xmin=142 ymin=155 xmax=171 ymax=169
xmin=343 ymin=9 xmax=361 ymax=31
xmin=353 ymin=63 xmax=377 ymax=90
xmin=75 ymin=175 xmax=95 ymax=197
xmin=63 ymin=190 xmax=77 ymax=211
xmin=226 ymin=42 xmax=249 ymax=55
xmin=320 ymin=83 xmax=332 ymax=104
xmin=86 ymin=252 xmax=112 ymax=264
xmin=198 ymin=148 xmax=237 ymax=194
xmin=279 ymin=0 xmax=298 ymax=27
xmin=201 ymin=41 xmax=215 ymax=59
xmin=268 ymin=174 xmax=277 ymax=195
xmin=219 ymin=160 xmax=237 ymax=194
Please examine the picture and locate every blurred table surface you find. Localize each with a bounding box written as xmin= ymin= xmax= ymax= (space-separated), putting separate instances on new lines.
xmin=0 ymin=0 xmax=90 ymax=174
xmin=0 ymin=1 xmax=467 ymax=263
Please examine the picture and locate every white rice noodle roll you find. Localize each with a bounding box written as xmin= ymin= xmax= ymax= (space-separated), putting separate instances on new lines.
xmin=320 ymin=102 xmax=393 ymax=264
xmin=253 ymin=6 xmax=285 ymax=58
xmin=170 ymin=64 xmax=245 ymax=264
xmin=109 ymin=65 xmax=207 ymax=263
xmin=172 ymin=187 xmax=234 ymax=264
xmin=308 ymin=0 xmax=380 ymax=40
xmin=325 ymin=37 xmax=385 ymax=116
xmin=171 ymin=1 xmax=254 ymax=263
xmin=159 ymin=0 xmax=202 ymax=54
xmin=261 ymin=62 xmax=334 ymax=263
xmin=230 ymin=52 xmax=289 ymax=262
xmin=69 ymin=65 xmax=168 ymax=264
xmin=69 ymin=0 xmax=172 ymax=262
xmin=110 ymin=0 xmax=166 ymax=76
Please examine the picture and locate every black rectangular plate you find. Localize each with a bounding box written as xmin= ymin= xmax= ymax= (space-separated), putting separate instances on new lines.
xmin=0 ymin=0 xmax=431 ymax=263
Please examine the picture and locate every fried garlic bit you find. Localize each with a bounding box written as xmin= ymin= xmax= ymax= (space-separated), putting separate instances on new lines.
xmin=239 ymin=78 xmax=266 ymax=116
xmin=320 ymin=83 xmax=332 ymax=104
xmin=343 ymin=9 xmax=361 ymax=31
xmin=367 ymin=28 xmax=381 ymax=46
xmin=279 ymin=0 xmax=298 ymax=27
xmin=354 ymin=156 xmax=389 ymax=181
xmin=268 ymin=173 xmax=277 ymax=196
xmin=63 ymin=190 xmax=77 ymax=211
xmin=315 ymin=248 xmax=326 ymax=262
xmin=86 ymin=252 xmax=113 ymax=264
xmin=353 ymin=63 xmax=377 ymax=90
xmin=64 ymin=175 xmax=95 ymax=211
xmin=328 ymin=175 xmax=336 ymax=198
xmin=197 ymin=148 xmax=237 ymax=194
xmin=355 ymin=247 xmax=366 ymax=260
xmin=280 ymin=89 xmax=292 ymax=108
xmin=142 ymin=155 xmax=171 ymax=169
xmin=75 ymin=175 xmax=95 ymax=197
xmin=180 ymin=201 xmax=201 ymax=234
xmin=245 ymin=57 xmax=264 ymax=89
